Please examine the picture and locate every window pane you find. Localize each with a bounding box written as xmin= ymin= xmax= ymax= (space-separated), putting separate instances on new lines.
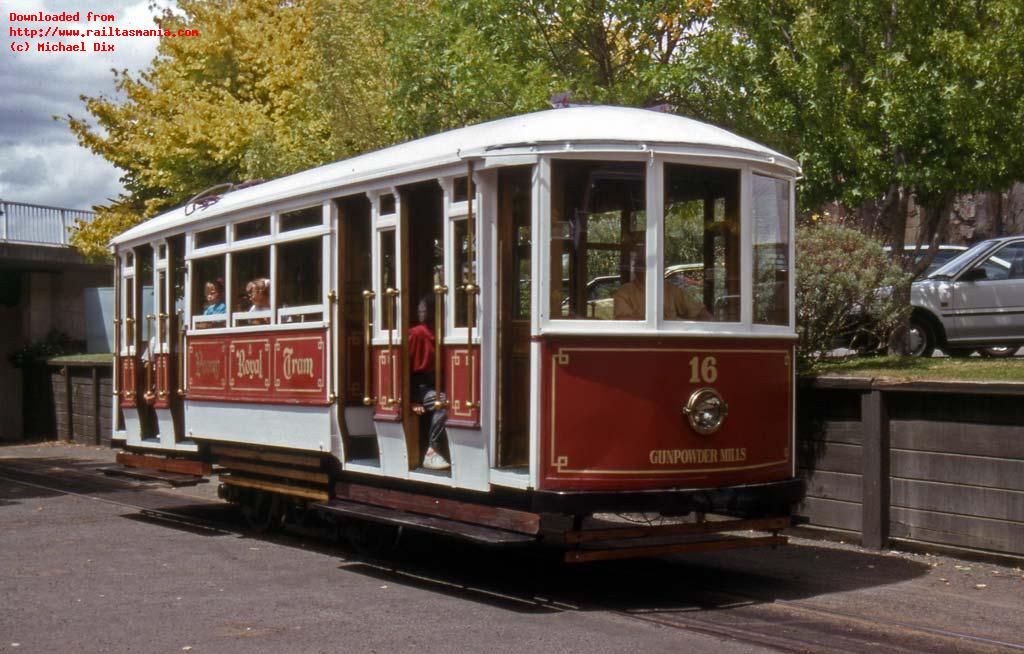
xmin=235 ymin=217 xmax=270 ymax=240
xmin=549 ymin=160 xmax=645 ymax=320
xmin=664 ymin=164 xmax=739 ymax=322
xmin=192 ymin=256 xmax=225 ymax=328
xmin=280 ymin=206 xmax=322 ymax=232
xmin=195 ymin=226 xmax=226 ymax=248
xmin=380 ymin=194 xmax=396 ymax=215
xmin=978 ymin=242 xmax=1024 ymax=280
xmin=379 ymin=230 xmax=396 ymax=331
xmin=453 ymin=177 xmax=468 ymax=203
xmin=453 ymin=218 xmax=477 ymax=327
xmin=752 ymin=174 xmax=790 ymax=325
xmin=277 ymin=238 xmax=323 ymax=322
xmin=232 ymin=248 xmax=271 ymax=325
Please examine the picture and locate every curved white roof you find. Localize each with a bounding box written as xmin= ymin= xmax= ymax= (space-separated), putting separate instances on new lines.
xmin=112 ymin=105 xmax=800 ymax=246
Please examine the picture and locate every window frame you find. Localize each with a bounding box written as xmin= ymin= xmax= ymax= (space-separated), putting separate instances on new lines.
xmin=536 ymin=153 xmax=797 ymax=336
xmin=184 ymin=201 xmax=330 ymax=334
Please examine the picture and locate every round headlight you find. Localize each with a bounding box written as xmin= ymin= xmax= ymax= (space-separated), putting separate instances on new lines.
xmin=683 ymin=388 xmax=728 ymax=435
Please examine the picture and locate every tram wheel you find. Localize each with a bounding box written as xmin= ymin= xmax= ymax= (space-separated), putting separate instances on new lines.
xmin=241 ymin=490 xmax=285 ymax=533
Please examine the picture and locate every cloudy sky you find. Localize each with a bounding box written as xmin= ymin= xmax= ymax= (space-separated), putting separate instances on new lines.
xmin=1 ymin=0 xmax=172 ymax=210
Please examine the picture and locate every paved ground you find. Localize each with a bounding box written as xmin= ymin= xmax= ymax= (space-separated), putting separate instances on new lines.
xmin=1 ymin=442 xmax=1022 ymax=654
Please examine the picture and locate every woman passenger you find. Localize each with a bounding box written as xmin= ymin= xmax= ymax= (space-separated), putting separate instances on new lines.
xmin=409 ymin=293 xmax=449 ymax=470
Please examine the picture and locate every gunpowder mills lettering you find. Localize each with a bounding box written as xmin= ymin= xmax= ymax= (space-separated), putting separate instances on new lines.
xmin=193 ymin=350 xmax=222 ymax=378
xmin=648 ymin=448 xmax=747 ymax=465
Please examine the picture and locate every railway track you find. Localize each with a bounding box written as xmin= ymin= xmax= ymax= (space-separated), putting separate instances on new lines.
xmin=2 ymin=457 xmax=1022 ymax=654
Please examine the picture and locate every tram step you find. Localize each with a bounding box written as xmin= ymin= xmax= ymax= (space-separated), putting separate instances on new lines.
xmin=116 ymin=452 xmax=211 ymax=477
xmin=100 ymin=465 xmax=210 ymax=487
xmin=315 ymin=499 xmax=537 ymax=546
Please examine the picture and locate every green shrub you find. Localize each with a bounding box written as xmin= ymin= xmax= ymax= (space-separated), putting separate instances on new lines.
xmin=796 ymin=223 xmax=911 ymax=373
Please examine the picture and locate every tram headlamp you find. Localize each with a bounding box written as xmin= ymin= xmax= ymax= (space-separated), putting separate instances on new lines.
xmin=683 ymin=388 xmax=728 ymax=435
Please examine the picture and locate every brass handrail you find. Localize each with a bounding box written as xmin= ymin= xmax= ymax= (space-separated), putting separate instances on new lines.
xmin=126 ymin=316 xmax=135 ymax=352
xmin=433 ymin=284 xmax=448 ymax=409
xmin=157 ymin=312 xmax=168 ymax=399
xmin=112 ymin=318 xmax=121 ymax=397
xmin=385 ymin=287 xmax=400 ymax=407
xmin=176 ymin=310 xmax=186 ymax=397
xmin=361 ymin=290 xmax=376 ymax=406
xmin=464 ymin=283 xmax=479 ymax=410
xmin=463 ymin=160 xmax=479 ymax=411
xmin=143 ymin=314 xmax=156 ymax=402
xmin=327 ymin=290 xmax=338 ymax=402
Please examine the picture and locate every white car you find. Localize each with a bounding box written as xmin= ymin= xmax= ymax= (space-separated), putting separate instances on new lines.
xmin=909 ymin=237 xmax=1024 ymax=357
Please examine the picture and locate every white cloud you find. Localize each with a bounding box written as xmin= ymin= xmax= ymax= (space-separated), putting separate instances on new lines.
xmin=1 ymin=0 xmax=173 ymax=209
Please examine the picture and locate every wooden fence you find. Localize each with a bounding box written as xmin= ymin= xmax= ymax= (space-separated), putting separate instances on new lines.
xmin=47 ymin=358 xmax=113 ymax=446
xmin=798 ymin=378 xmax=1024 ymax=559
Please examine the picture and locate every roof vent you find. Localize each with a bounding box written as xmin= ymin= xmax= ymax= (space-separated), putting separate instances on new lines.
xmin=646 ymin=104 xmax=674 ymax=113
xmin=549 ymin=91 xmax=573 ymax=108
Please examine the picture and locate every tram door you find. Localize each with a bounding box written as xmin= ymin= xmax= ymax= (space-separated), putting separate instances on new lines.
xmin=495 ymin=167 xmax=533 ymax=468
xmin=336 ymin=195 xmax=378 ymax=464
xmin=399 ymin=182 xmax=445 ymax=469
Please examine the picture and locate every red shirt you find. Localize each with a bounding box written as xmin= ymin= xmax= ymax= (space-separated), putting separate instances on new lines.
xmin=407 ymin=323 xmax=435 ymax=373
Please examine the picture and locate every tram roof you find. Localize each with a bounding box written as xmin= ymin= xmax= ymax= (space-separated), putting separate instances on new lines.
xmin=112 ymin=105 xmax=800 ymax=246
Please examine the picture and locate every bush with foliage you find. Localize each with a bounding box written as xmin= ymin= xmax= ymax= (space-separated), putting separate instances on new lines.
xmin=7 ymin=331 xmax=83 ymax=369
xmin=796 ymin=222 xmax=911 ymax=373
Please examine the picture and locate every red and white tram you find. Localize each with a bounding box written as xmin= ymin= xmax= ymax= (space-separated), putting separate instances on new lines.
xmin=110 ymin=105 xmax=803 ymax=561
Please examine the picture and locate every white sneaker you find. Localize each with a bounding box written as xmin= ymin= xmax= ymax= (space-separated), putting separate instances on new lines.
xmin=422 ymin=448 xmax=450 ymax=470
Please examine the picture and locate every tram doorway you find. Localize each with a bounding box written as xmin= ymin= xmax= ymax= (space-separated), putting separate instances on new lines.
xmin=495 ymin=167 xmax=532 ymax=469
xmin=336 ymin=194 xmax=378 ymax=463
xmin=400 ymin=182 xmax=446 ymax=469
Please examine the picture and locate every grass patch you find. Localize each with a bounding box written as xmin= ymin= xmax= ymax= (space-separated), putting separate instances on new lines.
xmin=811 ymin=355 xmax=1024 ymax=383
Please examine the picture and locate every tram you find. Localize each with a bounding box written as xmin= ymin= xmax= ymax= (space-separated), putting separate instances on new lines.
xmin=109 ymin=105 xmax=803 ymax=561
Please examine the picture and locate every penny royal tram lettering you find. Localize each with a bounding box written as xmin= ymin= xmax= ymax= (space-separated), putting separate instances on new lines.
xmin=235 ymin=348 xmax=264 ymax=379
xmin=282 ymin=347 xmax=314 ymax=380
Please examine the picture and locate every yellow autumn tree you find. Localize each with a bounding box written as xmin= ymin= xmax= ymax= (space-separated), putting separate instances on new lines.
xmin=67 ymin=0 xmax=397 ymax=260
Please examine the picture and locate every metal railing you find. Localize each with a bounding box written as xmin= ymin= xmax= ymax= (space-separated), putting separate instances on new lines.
xmin=0 ymin=200 xmax=96 ymax=247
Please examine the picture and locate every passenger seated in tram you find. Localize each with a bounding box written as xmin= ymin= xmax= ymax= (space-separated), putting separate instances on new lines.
xmin=613 ymin=249 xmax=713 ymax=321
xmin=409 ymin=293 xmax=449 ymax=471
xmin=244 ymin=278 xmax=271 ymax=325
xmin=196 ymin=278 xmax=225 ymax=329
xmin=203 ymin=279 xmax=226 ymax=315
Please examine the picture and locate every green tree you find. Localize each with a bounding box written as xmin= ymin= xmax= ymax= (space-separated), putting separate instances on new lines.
xmin=385 ymin=0 xmax=713 ymax=139
xmin=677 ymin=0 xmax=1024 ymax=261
xmin=66 ymin=0 xmax=393 ymax=260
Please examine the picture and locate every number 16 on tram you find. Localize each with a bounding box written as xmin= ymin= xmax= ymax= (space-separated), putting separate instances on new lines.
xmin=109 ymin=106 xmax=803 ymax=561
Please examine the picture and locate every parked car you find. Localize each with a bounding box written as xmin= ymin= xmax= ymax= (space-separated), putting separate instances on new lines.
xmin=883 ymin=244 xmax=968 ymax=279
xmin=908 ymin=236 xmax=1024 ymax=357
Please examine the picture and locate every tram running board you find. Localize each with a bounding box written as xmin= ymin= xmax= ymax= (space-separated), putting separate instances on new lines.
xmin=99 ymin=465 xmax=209 ymax=487
xmin=315 ymin=499 xmax=537 ymax=546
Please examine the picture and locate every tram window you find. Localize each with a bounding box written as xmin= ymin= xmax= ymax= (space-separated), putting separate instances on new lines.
xmin=232 ymin=247 xmax=272 ymax=326
xmin=379 ymin=230 xmax=397 ymax=331
xmin=125 ymin=251 xmax=134 ymax=268
xmin=380 ymin=194 xmax=396 ymax=215
xmin=277 ymin=238 xmax=323 ymax=322
xmin=452 ymin=177 xmax=469 ymax=203
xmin=549 ymin=160 xmax=646 ymax=320
xmin=124 ymin=276 xmax=135 ymax=347
xmin=138 ymin=245 xmax=156 ymax=345
xmin=157 ymin=271 xmax=167 ymax=344
xmin=664 ymin=164 xmax=740 ymax=322
xmin=752 ymin=174 xmax=791 ymax=326
xmin=158 ymin=244 xmax=167 ymax=260
xmin=195 ymin=226 xmax=226 ymax=249
xmin=191 ymin=255 xmax=226 ymax=329
xmin=280 ymin=206 xmax=322 ymax=232
xmin=235 ymin=217 xmax=270 ymax=241
xmin=453 ymin=218 xmax=477 ymax=327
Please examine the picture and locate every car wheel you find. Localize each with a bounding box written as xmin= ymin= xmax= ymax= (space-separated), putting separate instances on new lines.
xmin=979 ymin=346 xmax=1020 ymax=358
xmin=907 ymin=318 xmax=935 ymax=357
xmin=945 ymin=347 xmax=975 ymax=358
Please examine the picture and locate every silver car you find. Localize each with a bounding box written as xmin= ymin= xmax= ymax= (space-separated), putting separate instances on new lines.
xmin=909 ymin=236 xmax=1024 ymax=357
